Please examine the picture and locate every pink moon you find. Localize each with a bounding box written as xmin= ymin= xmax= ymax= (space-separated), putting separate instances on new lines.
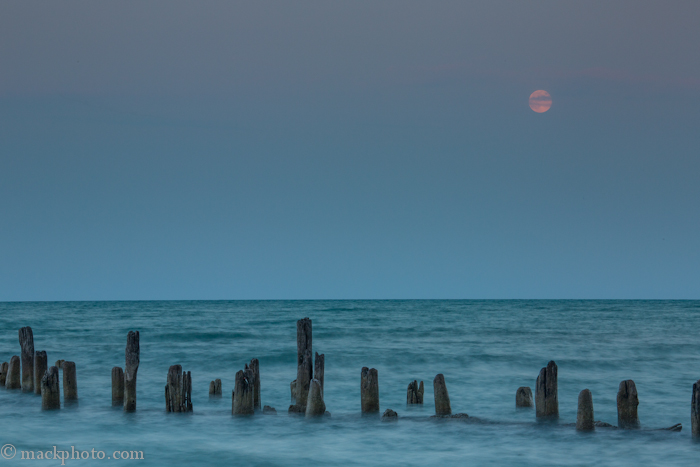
xmin=529 ymin=90 xmax=552 ymax=113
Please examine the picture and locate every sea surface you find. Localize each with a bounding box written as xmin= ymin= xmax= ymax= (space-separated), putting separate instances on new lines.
xmin=0 ymin=300 xmax=698 ymax=466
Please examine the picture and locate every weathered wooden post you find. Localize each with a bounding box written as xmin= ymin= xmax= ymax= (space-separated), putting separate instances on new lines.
xmin=305 ymin=379 xmax=326 ymax=417
xmin=433 ymin=374 xmax=452 ymax=417
xmin=165 ymin=365 xmax=192 ymax=412
xmin=314 ymin=353 xmax=324 ymax=395
xmin=361 ymin=367 xmax=379 ymax=413
xmin=41 ymin=366 xmax=60 ymax=410
xmin=232 ymin=369 xmax=254 ymax=415
xmin=124 ymin=331 xmax=140 ymax=412
xmin=535 ymin=361 xmax=558 ymax=419
xmin=209 ymin=379 xmax=222 ymax=396
xmin=5 ymin=356 xmax=21 ymax=389
xmin=55 ymin=360 xmax=65 ymax=369
xmin=382 ymin=409 xmax=398 ymax=421
xmin=19 ymin=326 xmax=34 ymax=393
xmin=112 ymin=367 xmax=124 ymax=406
xmin=33 ymin=351 xmax=48 ymax=395
xmin=576 ymin=389 xmax=594 ymax=431
xmin=63 ymin=361 xmax=78 ymax=402
xmin=0 ymin=361 xmax=8 ymax=386
xmin=516 ymin=387 xmax=533 ymax=408
xmin=407 ymin=380 xmax=424 ymax=404
xmin=295 ymin=318 xmax=313 ymax=410
xmin=617 ymin=379 xmax=640 ymax=428
xmin=290 ymin=380 xmax=297 ymax=404
xmin=692 ymin=380 xmax=700 ymax=438
xmin=250 ymin=358 xmax=261 ymax=411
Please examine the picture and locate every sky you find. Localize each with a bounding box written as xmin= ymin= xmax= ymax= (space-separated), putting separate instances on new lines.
xmin=1 ymin=1 xmax=699 ymax=300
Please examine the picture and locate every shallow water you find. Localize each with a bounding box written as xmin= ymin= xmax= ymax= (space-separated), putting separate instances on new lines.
xmin=0 ymin=300 xmax=698 ymax=466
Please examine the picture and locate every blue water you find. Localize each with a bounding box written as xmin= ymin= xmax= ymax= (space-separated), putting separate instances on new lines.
xmin=0 ymin=300 xmax=698 ymax=466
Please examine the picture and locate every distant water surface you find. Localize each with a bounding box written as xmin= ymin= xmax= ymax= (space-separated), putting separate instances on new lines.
xmin=0 ymin=300 xmax=698 ymax=466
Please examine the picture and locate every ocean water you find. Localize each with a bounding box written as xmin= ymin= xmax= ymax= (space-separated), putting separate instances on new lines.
xmin=0 ymin=300 xmax=698 ymax=466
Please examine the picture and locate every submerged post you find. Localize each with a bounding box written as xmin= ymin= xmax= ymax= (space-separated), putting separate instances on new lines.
xmin=692 ymin=380 xmax=700 ymax=438
xmin=209 ymin=379 xmax=222 ymax=397
xmin=63 ymin=361 xmax=78 ymax=402
xmin=535 ymin=361 xmax=558 ymax=419
xmin=433 ymin=374 xmax=452 ymax=417
xmin=305 ymin=379 xmax=326 ymax=417
xmin=0 ymin=361 xmax=8 ymax=386
xmin=112 ymin=367 xmax=124 ymax=406
xmin=314 ymin=353 xmax=324 ymax=395
xmin=5 ymin=356 xmax=21 ymax=389
xmin=295 ymin=318 xmax=313 ymax=410
xmin=19 ymin=326 xmax=34 ymax=393
xmin=250 ymin=359 xmax=261 ymax=411
xmin=361 ymin=367 xmax=379 ymax=413
xmin=124 ymin=331 xmax=140 ymax=412
xmin=516 ymin=387 xmax=533 ymax=408
xmin=41 ymin=366 xmax=60 ymax=410
xmin=165 ymin=365 xmax=192 ymax=412
xmin=576 ymin=389 xmax=594 ymax=431
xmin=617 ymin=380 xmax=640 ymax=428
xmin=407 ymin=380 xmax=424 ymax=404
xmin=232 ymin=369 xmax=254 ymax=415
xmin=34 ymin=351 xmax=48 ymax=395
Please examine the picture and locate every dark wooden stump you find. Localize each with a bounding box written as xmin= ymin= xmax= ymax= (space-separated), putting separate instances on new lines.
xmin=535 ymin=361 xmax=558 ymax=419
xmin=165 ymin=364 xmax=192 ymax=412
xmin=407 ymin=380 xmax=424 ymax=404
xmin=63 ymin=361 xmax=78 ymax=402
xmin=361 ymin=367 xmax=379 ymax=413
xmin=5 ymin=356 xmax=21 ymax=389
xmin=295 ymin=318 xmax=313 ymax=409
xmin=19 ymin=326 xmax=34 ymax=393
xmin=433 ymin=374 xmax=452 ymax=417
xmin=0 ymin=361 xmax=8 ymax=386
xmin=576 ymin=389 xmax=594 ymax=431
xmin=692 ymin=380 xmax=700 ymax=438
xmin=124 ymin=331 xmax=140 ymax=412
xmin=617 ymin=379 xmax=640 ymax=429
xmin=516 ymin=386 xmax=533 ymax=408
xmin=112 ymin=367 xmax=124 ymax=406
xmin=41 ymin=366 xmax=60 ymax=410
xmin=33 ymin=351 xmax=48 ymax=395
xmin=209 ymin=378 xmax=222 ymax=396
xmin=314 ymin=352 xmax=325 ymax=396
xmin=232 ymin=369 xmax=254 ymax=415
xmin=250 ymin=358 xmax=261 ymax=411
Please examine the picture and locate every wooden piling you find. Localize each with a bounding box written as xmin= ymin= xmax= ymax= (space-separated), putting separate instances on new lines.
xmin=305 ymin=379 xmax=326 ymax=417
xmin=124 ymin=331 xmax=140 ymax=412
xmin=5 ymin=356 xmax=21 ymax=389
xmin=41 ymin=366 xmax=60 ymax=410
xmin=33 ymin=351 xmax=48 ymax=395
xmin=361 ymin=367 xmax=379 ymax=413
xmin=314 ymin=353 xmax=324 ymax=396
xmin=535 ymin=361 xmax=558 ymax=419
xmin=209 ymin=379 xmax=222 ymax=397
xmin=165 ymin=364 xmax=192 ymax=412
xmin=250 ymin=359 xmax=261 ymax=411
xmin=19 ymin=326 xmax=34 ymax=393
xmin=63 ymin=361 xmax=78 ymax=402
xmin=617 ymin=379 xmax=640 ymax=428
xmin=0 ymin=361 xmax=7 ymax=386
xmin=516 ymin=386 xmax=533 ymax=408
xmin=112 ymin=367 xmax=124 ymax=406
xmin=232 ymin=369 xmax=254 ymax=415
xmin=295 ymin=318 xmax=313 ymax=409
xmin=407 ymin=380 xmax=424 ymax=404
xmin=433 ymin=374 xmax=452 ymax=417
xmin=576 ymin=389 xmax=594 ymax=431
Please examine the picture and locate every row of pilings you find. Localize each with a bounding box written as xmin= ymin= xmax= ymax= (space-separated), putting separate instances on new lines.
xmin=2 ymin=320 xmax=700 ymax=436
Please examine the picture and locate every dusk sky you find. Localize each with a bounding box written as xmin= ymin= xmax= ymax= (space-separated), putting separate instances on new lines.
xmin=1 ymin=1 xmax=698 ymax=300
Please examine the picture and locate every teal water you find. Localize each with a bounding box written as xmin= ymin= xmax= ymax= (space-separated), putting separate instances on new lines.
xmin=0 ymin=300 xmax=698 ymax=466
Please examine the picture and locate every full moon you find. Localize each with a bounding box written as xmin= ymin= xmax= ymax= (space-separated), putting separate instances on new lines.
xmin=529 ymin=90 xmax=552 ymax=113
